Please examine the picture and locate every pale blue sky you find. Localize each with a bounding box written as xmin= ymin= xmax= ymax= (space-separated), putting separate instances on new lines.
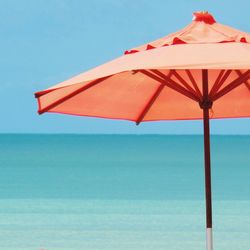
xmin=1 ymin=0 xmax=250 ymax=134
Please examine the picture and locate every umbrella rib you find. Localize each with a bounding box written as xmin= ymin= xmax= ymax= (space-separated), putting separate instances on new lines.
xmin=209 ymin=70 xmax=232 ymax=97
xmin=209 ymin=70 xmax=225 ymax=97
xmin=185 ymin=69 xmax=203 ymax=98
xmin=35 ymin=89 xmax=55 ymax=98
xmin=37 ymin=76 xmax=111 ymax=114
xmin=135 ymin=84 xmax=165 ymax=125
xmin=211 ymin=70 xmax=250 ymax=101
xmin=171 ymin=70 xmax=201 ymax=98
xmin=139 ymin=70 xmax=200 ymax=102
xmin=235 ymin=70 xmax=250 ymax=91
xmin=135 ymin=71 xmax=173 ymax=125
xmin=150 ymin=69 xmax=201 ymax=101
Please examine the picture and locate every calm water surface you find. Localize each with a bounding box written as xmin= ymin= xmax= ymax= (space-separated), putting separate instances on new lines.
xmin=0 ymin=134 xmax=249 ymax=250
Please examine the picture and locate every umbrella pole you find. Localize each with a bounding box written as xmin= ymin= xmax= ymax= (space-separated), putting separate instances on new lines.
xmin=202 ymin=69 xmax=213 ymax=250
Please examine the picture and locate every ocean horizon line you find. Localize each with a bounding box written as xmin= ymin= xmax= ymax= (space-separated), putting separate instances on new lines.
xmin=0 ymin=133 xmax=249 ymax=136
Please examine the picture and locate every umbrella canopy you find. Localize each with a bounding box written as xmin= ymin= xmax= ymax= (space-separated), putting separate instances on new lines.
xmin=35 ymin=11 xmax=250 ymax=122
xmin=35 ymin=11 xmax=250 ymax=250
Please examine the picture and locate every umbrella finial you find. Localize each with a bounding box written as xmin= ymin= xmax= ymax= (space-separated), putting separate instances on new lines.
xmin=193 ymin=11 xmax=216 ymax=24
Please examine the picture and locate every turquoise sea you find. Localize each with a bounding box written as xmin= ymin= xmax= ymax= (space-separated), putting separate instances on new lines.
xmin=0 ymin=134 xmax=249 ymax=250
